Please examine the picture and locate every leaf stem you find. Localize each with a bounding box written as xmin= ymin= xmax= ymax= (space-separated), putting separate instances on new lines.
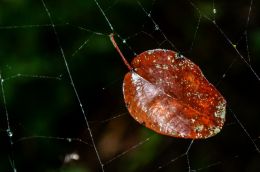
xmin=109 ymin=33 xmax=133 ymax=71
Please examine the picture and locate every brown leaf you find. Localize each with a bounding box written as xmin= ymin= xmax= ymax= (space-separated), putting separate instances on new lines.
xmin=123 ymin=49 xmax=226 ymax=139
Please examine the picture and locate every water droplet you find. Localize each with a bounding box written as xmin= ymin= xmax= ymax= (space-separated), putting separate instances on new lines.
xmin=154 ymin=25 xmax=159 ymax=31
xmin=7 ymin=129 xmax=13 ymax=137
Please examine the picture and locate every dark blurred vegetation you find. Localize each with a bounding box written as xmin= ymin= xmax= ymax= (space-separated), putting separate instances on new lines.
xmin=0 ymin=0 xmax=260 ymax=172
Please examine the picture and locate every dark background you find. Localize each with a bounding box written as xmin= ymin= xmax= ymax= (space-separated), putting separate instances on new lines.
xmin=0 ymin=0 xmax=260 ymax=171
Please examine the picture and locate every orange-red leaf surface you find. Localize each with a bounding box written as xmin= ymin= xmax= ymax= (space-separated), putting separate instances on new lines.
xmin=123 ymin=49 xmax=226 ymax=139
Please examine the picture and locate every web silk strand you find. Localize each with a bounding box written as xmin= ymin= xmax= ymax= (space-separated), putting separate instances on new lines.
xmin=40 ymin=0 xmax=104 ymax=171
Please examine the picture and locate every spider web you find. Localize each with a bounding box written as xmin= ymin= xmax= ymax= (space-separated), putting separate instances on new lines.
xmin=0 ymin=0 xmax=260 ymax=171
